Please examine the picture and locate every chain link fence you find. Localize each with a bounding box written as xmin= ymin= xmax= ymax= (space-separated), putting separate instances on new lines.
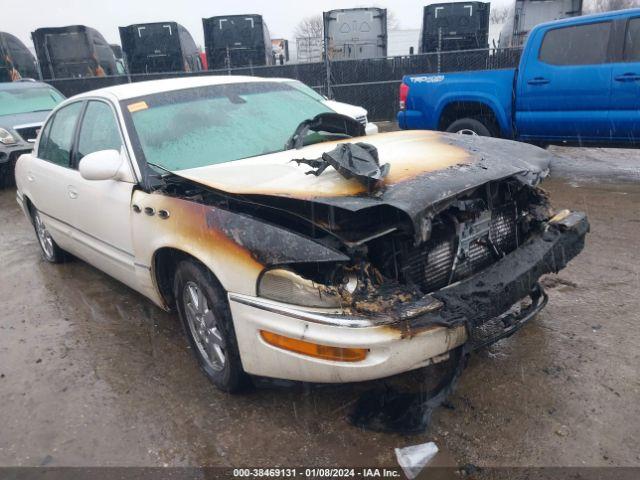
xmin=47 ymin=47 xmax=523 ymax=122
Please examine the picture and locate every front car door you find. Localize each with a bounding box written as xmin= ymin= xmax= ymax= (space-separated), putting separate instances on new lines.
xmin=67 ymin=99 xmax=138 ymax=286
xmin=610 ymin=15 xmax=640 ymax=142
xmin=516 ymin=20 xmax=614 ymax=142
xmin=26 ymin=101 xmax=84 ymax=253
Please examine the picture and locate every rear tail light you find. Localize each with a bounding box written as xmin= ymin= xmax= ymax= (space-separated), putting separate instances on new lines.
xmin=399 ymin=83 xmax=409 ymax=110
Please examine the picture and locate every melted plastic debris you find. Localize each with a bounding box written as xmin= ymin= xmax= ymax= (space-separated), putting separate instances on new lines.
xmin=395 ymin=442 xmax=439 ymax=479
xmin=348 ymin=349 xmax=466 ymax=433
xmin=292 ymin=142 xmax=390 ymax=189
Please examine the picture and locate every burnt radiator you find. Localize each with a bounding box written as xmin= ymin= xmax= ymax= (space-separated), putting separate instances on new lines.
xmin=398 ymin=204 xmax=519 ymax=293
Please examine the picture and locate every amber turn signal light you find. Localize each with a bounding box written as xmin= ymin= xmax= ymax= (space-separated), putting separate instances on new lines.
xmin=260 ymin=331 xmax=368 ymax=362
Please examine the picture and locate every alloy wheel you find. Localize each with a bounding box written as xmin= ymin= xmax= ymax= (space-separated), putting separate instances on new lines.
xmin=34 ymin=212 xmax=55 ymax=260
xmin=183 ymin=281 xmax=226 ymax=372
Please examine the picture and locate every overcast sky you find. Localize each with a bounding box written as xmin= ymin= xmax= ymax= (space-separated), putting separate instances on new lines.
xmin=5 ymin=0 xmax=518 ymax=49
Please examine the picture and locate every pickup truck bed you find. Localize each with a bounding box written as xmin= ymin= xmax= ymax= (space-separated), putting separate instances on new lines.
xmin=398 ymin=69 xmax=516 ymax=138
xmin=398 ymin=8 xmax=640 ymax=146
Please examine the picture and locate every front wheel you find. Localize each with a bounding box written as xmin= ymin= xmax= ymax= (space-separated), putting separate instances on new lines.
xmin=174 ymin=259 xmax=250 ymax=393
xmin=446 ymin=117 xmax=493 ymax=137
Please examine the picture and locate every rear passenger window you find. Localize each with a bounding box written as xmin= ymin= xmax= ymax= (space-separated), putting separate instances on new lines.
xmin=539 ymin=22 xmax=611 ymax=66
xmin=624 ymin=18 xmax=640 ymax=62
xmin=37 ymin=102 xmax=83 ymax=167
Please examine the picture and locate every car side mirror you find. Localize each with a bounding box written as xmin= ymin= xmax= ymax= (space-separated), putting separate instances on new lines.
xmin=79 ymin=149 xmax=129 ymax=181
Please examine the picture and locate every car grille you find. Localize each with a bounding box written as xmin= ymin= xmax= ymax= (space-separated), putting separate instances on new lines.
xmin=355 ymin=115 xmax=367 ymax=126
xmin=398 ymin=204 xmax=519 ymax=293
xmin=14 ymin=125 xmax=41 ymax=143
xmin=8 ymin=149 xmax=32 ymax=161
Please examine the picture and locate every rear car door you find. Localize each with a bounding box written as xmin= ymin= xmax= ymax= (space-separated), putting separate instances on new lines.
xmin=26 ymin=101 xmax=83 ymax=253
xmin=516 ymin=20 xmax=613 ymax=141
xmin=610 ymin=16 xmax=640 ymax=142
xmin=67 ymin=99 xmax=137 ymax=285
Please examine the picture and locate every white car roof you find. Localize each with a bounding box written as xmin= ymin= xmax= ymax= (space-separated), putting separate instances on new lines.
xmin=73 ymin=75 xmax=284 ymax=101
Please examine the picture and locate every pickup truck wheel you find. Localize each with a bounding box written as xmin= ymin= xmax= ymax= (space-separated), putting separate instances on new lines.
xmin=174 ymin=260 xmax=250 ymax=393
xmin=446 ymin=118 xmax=492 ymax=137
xmin=31 ymin=209 xmax=67 ymax=263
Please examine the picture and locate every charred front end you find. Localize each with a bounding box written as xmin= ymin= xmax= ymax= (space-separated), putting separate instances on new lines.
xmin=159 ymin=134 xmax=588 ymax=381
xmin=242 ymin=175 xmax=587 ymax=341
xmin=166 ymin=163 xmax=587 ymax=338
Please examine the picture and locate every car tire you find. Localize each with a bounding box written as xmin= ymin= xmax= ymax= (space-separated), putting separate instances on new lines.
xmin=174 ymin=259 xmax=250 ymax=393
xmin=446 ymin=118 xmax=493 ymax=137
xmin=31 ymin=208 xmax=68 ymax=263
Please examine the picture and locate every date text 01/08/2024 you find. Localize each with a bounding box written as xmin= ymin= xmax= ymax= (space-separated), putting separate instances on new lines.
xmin=232 ymin=468 xmax=402 ymax=478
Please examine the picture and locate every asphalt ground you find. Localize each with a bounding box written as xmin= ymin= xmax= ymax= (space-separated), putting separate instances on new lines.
xmin=0 ymin=142 xmax=638 ymax=478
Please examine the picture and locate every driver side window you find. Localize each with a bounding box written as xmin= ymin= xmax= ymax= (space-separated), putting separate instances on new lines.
xmin=76 ymin=101 xmax=123 ymax=165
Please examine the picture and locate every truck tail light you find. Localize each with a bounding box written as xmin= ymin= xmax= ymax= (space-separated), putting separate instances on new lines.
xmin=399 ymin=83 xmax=409 ymax=110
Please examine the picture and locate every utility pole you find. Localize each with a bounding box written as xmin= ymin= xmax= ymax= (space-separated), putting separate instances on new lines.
xmin=437 ymin=27 xmax=442 ymax=73
xmin=323 ymin=11 xmax=332 ymax=99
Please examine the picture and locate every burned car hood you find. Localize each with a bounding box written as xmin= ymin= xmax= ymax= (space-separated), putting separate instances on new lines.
xmin=173 ymin=130 xmax=552 ymax=241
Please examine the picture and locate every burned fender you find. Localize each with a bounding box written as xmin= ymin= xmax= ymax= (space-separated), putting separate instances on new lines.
xmin=205 ymin=207 xmax=349 ymax=266
xmin=132 ymin=191 xmax=348 ymax=300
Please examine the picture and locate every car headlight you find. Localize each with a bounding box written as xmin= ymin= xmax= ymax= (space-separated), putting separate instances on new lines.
xmin=258 ymin=268 xmax=343 ymax=308
xmin=0 ymin=128 xmax=17 ymax=145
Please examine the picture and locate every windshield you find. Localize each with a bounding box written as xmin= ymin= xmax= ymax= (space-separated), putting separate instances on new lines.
xmin=286 ymin=80 xmax=326 ymax=102
xmin=123 ymin=82 xmax=331 ymax=171
xmin=0 ymin=86 xmax=65 ymax=116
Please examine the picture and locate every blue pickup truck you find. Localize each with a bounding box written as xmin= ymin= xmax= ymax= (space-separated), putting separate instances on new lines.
xmin=398 ymin=9 xmax=640 ymax=145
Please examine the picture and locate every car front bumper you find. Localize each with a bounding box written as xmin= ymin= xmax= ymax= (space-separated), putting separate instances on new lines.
xmin=1 ymin=144 xmax=32 ymax=187
xmin=228 ymin=211 xmax=589 ymax=383
xmin=0 ymin=142 xmax=32 ymax=166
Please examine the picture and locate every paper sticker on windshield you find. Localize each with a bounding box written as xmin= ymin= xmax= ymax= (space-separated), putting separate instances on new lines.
xmin=127 ymin=101 xmax=148 ymax=113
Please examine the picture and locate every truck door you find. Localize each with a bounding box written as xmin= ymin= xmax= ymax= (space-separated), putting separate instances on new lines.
xmin=516 ymin=21 xmax=613 ymax=142
xmin=610 ymin=16 xmax=640 ymax=142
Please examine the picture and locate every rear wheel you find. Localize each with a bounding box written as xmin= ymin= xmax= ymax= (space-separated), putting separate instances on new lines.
xmin=173 ymin=259 xmax=249 ymax=393
xmin=446 ymin=117 xmax=493 ymax=137
xmin=32 ymin=208 xmax=67 ymax=263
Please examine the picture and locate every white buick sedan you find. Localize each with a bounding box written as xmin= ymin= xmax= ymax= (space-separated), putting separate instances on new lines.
xmin=15 ymin=76 xmax=587 ymax=392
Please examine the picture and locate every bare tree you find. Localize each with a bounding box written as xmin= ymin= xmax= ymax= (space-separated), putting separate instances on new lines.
xmin=490 ymin=6 xmax=510 ymax=25
xmin=294 ymin=15 xmax=324 ymax=39
xmin=587 ymin=0 xmax=637 ymax=12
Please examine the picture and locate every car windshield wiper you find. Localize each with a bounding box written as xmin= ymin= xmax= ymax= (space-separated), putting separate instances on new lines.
xmin=284 ymin=112 xmax=365 ymax=150
xmin=284 ymin=117 xmax=314 ymax=151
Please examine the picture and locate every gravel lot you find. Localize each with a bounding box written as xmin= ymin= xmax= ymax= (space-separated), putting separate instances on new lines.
xmin=0 ymin=142 xmax=639 ymax=476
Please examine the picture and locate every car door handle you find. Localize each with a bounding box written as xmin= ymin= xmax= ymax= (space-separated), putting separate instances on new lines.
xmin=614 ymin=73 xmax=640 ymax=82
xmin=67 ymin=186 xmax=78 ymax=199
xmin=527 ymin=77 xmax=550 ymax=85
